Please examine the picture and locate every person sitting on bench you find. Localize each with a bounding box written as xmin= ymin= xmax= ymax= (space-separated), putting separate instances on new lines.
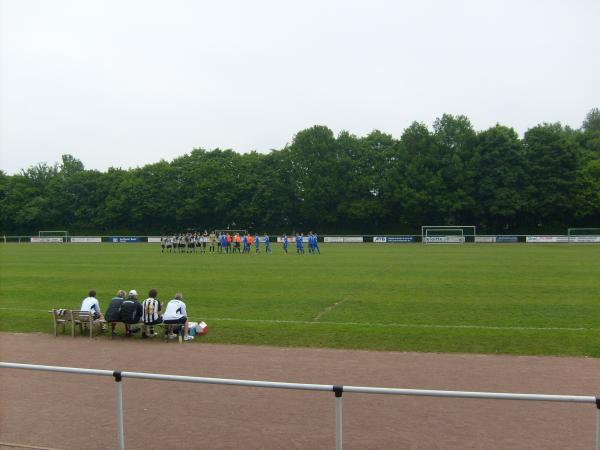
xmin=119 ymin=290 xmax=143 ymax=337
xmin=80 ymin=290 xmax=106 ymax=331
xmin=163 ymin=293 xmax=193 ymax=341
xmin=141 ymin=288 xmax=163 ymax=338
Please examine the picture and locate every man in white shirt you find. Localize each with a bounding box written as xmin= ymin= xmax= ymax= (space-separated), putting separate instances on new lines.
xmin=163 ymin=293 xmax=193 ymax=341
xmin=80 ymin=290 xmax=106 ymax=331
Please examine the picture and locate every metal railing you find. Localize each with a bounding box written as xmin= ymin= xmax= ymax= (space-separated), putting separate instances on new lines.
xmin=1 ymin=361 xmax=598 ymax=450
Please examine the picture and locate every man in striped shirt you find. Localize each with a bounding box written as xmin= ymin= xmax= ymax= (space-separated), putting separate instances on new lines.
xmin=141 ymin=288 xmax=162 ymax=338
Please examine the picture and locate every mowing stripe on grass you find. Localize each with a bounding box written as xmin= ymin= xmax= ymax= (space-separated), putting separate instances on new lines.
xmin=0 ymin=308 xmax=592 ymax=332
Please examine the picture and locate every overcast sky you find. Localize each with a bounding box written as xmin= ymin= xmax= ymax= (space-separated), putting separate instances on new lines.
xmin=1 ymin=0 xmax=599 ymax=174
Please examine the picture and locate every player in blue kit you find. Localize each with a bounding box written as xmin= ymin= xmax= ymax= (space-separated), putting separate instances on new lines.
xmin=296 ymin=233 xmax=304 ymax=254
xmin=282 ymin=234 xmax=288 ymax=253
xmin=264 ymin=233 xmax=271 ymax=253
xmin=254 ymin=234 xmax=260 ymax=253
xmin=312 ymin=232 xmax=321 ymax=254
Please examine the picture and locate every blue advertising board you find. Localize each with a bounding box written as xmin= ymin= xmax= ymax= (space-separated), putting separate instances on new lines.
xmin=496 ymin=236 xmax=519 ymax=243
xmin=109 ymin=237 xmax=142 ymax=243
xmin=373 ymin=236 xmax=416 ymax=243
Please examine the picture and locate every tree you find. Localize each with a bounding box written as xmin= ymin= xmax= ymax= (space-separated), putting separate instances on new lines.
xmin=473 ymin=125 xmax=526 ymax=231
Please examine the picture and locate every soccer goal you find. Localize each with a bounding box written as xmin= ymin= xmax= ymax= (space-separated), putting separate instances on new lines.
xmin=567 ymin=228 xmax=600 ymax=243
xmin=421 ymin=225 xmax=476 ymax=244
xmin=37 ymin=230 xmax=69 ymax=243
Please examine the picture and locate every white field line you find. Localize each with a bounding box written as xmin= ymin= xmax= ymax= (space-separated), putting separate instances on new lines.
xmin=0 ymin=307 xmax=593 ymax=332
xmin=313 ymin=298 xmax=348 ymax=321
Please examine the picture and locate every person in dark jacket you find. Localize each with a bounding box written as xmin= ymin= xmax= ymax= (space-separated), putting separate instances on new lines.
xmin=119 ymin=290 xmax=143 ymax=337
xmin=105 ymin=290 xmax=126 ymax=335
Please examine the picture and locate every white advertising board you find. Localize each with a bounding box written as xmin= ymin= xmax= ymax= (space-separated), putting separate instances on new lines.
xmin=30 ymin=237 xmax=63 ymax=243
xmin=324 ymin=236 xmax=363 ymax=243
xmin=148 ymin=237 xmax=162 ymax=243
xmin=424 ymin=236 xmax=465 ymax=244
xmin=568 ymin=236 xmax=600 ymax=243
xmin=373 ymin=236 xmax=387 ymax=243
xmin=526 ymin=236 xmax=570 ymax=243
xmin=71 ymin=237 xmax=102 ymax=243
xmin=475 ymin=236 xmax=496 ymax=243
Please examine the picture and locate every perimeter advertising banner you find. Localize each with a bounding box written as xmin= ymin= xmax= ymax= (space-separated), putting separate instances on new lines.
xmin=71 ymin=237 xmax=102 ymax=243
xmin=373 ymin=236 xmax=416 ymax=243
xmin=324 ymin=236 xmax=364 ymax=243
xmin=109 ymin=237 xmax=143 ymax=243
xmin=526 ymin=236 xmax=570 ymax=243
xmin=147 ymin=237 xmax=162 ymax=243
xmin=30 ymin=237 xmax=64 ymax=243
xmin=496 ymin=236 xmax=519 ymax=243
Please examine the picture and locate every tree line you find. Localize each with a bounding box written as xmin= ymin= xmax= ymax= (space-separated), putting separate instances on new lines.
xmin=1 ymin=109 xmax=599 ymax=235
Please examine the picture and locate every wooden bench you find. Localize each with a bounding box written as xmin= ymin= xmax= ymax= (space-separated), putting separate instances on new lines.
xmin=71 ymin=310 xmax=106 ymax=338
xmin=49 ymin=309 xmax=73 ymax=336
xmin=49 ymin=309 xmax=105 ymax=338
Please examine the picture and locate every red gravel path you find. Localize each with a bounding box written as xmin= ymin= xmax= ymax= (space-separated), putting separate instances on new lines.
xmin=0 ymin=332 xmax=598 ymax=449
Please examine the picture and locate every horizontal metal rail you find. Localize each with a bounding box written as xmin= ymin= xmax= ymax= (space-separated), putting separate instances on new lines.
xmin=1 ymin=362 xmax=598 ymax=450
xmin=1 ymin=362 xmax=595 ymax=403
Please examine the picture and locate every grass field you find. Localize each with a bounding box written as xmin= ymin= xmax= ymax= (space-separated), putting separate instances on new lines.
xmin=1 ymin=243 xmax=599 ymax=357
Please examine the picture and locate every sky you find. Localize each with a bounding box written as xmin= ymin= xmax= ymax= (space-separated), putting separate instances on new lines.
xmin=1 ymin=0 xmax=599 ymax=175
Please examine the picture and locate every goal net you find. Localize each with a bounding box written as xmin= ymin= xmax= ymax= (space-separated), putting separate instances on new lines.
xmin=421 ymin=225 xmax=475 ymax=244
xmin=567 ymin=228 xmax=600 ymax=243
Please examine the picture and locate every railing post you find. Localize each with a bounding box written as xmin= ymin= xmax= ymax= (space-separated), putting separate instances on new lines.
xmin=334 ymin=385 xmax=343 ymax=450
xmin=114 ymin=371 xmax=125 ymax=450
xmin=596 ymin=397 xmax=600 ymax=450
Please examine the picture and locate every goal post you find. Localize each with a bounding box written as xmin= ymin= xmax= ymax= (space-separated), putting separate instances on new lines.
xmin=421 ymin=225 xmax=476 ymax=244
xmin=38 ymin=231 xmax=69 ymax=243
xmin=567 ymin=228 xmax=600 ymax=243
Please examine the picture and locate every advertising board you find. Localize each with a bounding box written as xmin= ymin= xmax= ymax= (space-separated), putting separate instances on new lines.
xmin=475 ymin=236 xmax=496 ymax=243
xmin=324 ymin=236 xmax=363 ymax=243
xmin=387 ymin=236 xmax=416 ymax=243
xmin=496 ymin=236 xmax=519 ymax=243
xmin=526 ymin=236 xmax=569 ymax=243
xmin=568 ymin=236 xmax=600 ymax=243
xmin=424 ymin=236 xmax=465 ymax=243
xmin=109 ymin=237 xmax=142 ymax=243
xmin=71 ymin=237 xmax=102 ymax=243
xmin=147 ymin=237 xmax=162 ymax=243
xmin=30 ymin=237 xmax=63 ymax=243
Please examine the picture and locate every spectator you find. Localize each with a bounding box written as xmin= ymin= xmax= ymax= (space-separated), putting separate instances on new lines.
xmin=141 ymin=288 xmax=162 ymax=338
xmin=105 ymin=289 xmax=126 ymax=335
xmin=163 ymin=293 xmax=194 ymax=341
xmin=119 ymin=290 xmax=143 ymax=337
xmin=79 ymin=290 xmax=106 ymax=332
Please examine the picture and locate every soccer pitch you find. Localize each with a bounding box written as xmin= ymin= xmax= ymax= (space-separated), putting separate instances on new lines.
xmin=1 ymin=243 xmax=599 ymax=357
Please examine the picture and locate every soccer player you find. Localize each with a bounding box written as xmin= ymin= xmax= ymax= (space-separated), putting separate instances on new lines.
xmin=282 ymin=234 xmax=288 ymax=253
xmin=264 ymin=233 xmax=271 ymax=253
xmin=296 ymin=233 xmax=304 ymax=254
xmin=254 ymin=233 xmax=260 ymax=253
xmin=226 ymin=233 xmax=232 ymax=253
xmin=313 ymin=231 xmax=321 ymax=254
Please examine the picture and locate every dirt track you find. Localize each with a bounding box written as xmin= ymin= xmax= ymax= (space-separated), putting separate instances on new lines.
xmin=0 ymin=332 xmax=598 ymax=449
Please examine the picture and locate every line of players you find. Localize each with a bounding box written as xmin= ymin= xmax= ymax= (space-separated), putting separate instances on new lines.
xmin=160 ymin=231 xmax=321 ymax=254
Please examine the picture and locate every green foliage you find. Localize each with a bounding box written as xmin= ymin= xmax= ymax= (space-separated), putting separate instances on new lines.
xmin=1 ymin=110 xmax=599 ymax=235
xmin=1 ymin=243 xmax=599 ymax=357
